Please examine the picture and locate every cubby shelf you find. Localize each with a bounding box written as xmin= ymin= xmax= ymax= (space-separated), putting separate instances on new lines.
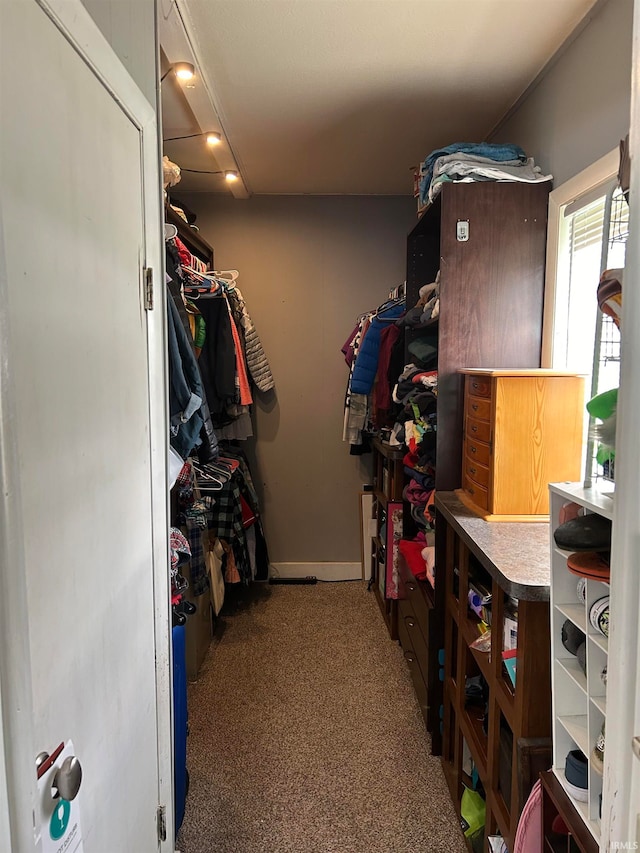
xmin=549 ymin=482 xmax=612 ymax=847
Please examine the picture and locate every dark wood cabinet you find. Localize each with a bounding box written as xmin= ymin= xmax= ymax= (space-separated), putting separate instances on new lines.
xmin=437 ymin=491 xmax=552 ymax=851
xmin=400 ymin=181 xmax=550 ymax=755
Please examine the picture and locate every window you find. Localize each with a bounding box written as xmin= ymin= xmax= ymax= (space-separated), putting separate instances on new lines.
xmin=544 ymin=152 xmax=628 ymax=484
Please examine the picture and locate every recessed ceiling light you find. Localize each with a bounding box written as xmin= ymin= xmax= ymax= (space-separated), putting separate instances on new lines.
xmin=224 ymin=170 xmax=239 ymax=183
xmin=206 ymin=132 xmax=222 ymax=146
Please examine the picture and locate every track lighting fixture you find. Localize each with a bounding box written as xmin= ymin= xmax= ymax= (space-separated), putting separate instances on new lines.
xmin=179 ymin=168 xmax=241 ymax=184
xmin=163 ymin=131 xmax=223 ymax=145
xmin=160 ymin=62 xmax=195 ymax=83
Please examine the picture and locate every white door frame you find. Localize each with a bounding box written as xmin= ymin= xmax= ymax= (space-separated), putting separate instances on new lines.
xmin=602 ymin=1 xmax=640 ymax=848
xmin=0 ymin=0 xmax=172 ymax=848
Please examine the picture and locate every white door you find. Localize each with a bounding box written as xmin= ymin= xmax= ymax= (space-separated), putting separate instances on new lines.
xmin=601 ymin=1 xmax=640 ymax=849
xmin=0 ymin=1 xmax=171 ymax=851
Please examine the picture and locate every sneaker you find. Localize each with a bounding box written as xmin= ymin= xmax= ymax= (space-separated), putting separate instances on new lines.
xmin=562 ymin=619 xmax=586 ymax=655
xmin=592 ymin=722 xmax=605 ymax=774
xmin=564 ymin=749 xmax=589 ymax=802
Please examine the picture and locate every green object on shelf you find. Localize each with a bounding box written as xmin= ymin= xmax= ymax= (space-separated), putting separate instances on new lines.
xmin=460 ymin=785 xmax=486 ymax=839
xmin=586 ymin=387 xmax=617 ymax=420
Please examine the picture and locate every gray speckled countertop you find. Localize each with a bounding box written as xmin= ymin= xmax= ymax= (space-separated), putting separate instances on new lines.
xmin=435 ymin=492 xmax=551 ymax=600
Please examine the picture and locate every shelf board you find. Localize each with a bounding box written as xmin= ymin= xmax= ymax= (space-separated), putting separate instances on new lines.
xmin=591 ymin=695 xmax=607 ymax=716
xmin=555 ymin=602 xmax=586 ymax=633
xmin=494 ymin=676 xmax=516 ymax=729
xmin=549 ymin=482 xmax=614 ymax=520
xmin=553 ymin=545 xmax=575 ymax=560
xmin=588 ymin=631 xmax=608 ymax=654
xmin=374 ymin=489 xmax=390 ymax=506
xmin=459 ymin=614 xmax=493 ymax=684
xmin=458 ymin=705 xmax=489 ymax=781
xmin=556 ymin=657 xmax=588 ymax=695
xmin=557 ymin=714 xmax=589 ymax=756
xmin=488 ymin=788 xmax=511 ymax=844
xmin=553 ymin=769 xmax=601 ymax=841
xmin=544 ymin=836 xmax=567 ymax=853
xmin=372 ymin=436 xmax=405 ymax=461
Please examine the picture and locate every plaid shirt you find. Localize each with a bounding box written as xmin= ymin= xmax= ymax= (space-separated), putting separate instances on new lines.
xmin=208 ymin=475 xmax=251 ymax=583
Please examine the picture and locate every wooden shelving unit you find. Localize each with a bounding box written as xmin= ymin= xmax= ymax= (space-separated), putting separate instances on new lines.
xmin=369 ymin=437 xmax=404 ymax=640
xmin=437 ymin=491 xmax=553 ymax=852
xmin=402 ymin=181 xmax=551 ymax=756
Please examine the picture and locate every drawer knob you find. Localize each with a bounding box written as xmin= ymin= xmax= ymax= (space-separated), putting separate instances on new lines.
xmin=470 ymin=446 xmax=477 ymax=454
xmin=470 ymin=467 xmax=476 ymax=475
xmin=406 ymin=653 xmax=415 ymax=662
xmin=407 ymin=619 xmax=415 ymax=628
xmin=469 ymin=487 xmax=475 ymax=495
xmin=408 ymin=584 xmax=416 ymax=591
xmin=472 ymin=382 xmax=480 ymax=390
xmin=471 ymin=404 xmax=478 ymax=411
xmin=471 ymin=425 xmax=478 ymax=433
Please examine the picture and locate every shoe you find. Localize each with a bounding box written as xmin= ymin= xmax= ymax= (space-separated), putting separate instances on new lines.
xmin=576 ymin=641 xmax=586 ymax=676
xmin=562 ymin=620 xmax=586 ymax=655
xmin=567 ymin=551 xmax=610 ymax=582
xmin=564 ymin=749 xmax=589 ymax=802
xmin=592 ymin=722 xmax=605 ymax=774
xmin=554 ymin=513 xmax=612 ymax=552
xmin=589 ymin=597 xmax=610 ymax=637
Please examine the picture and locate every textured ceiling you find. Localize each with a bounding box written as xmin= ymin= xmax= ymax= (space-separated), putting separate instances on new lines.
xmin=172 ymin=0 xmax=599 ymax=195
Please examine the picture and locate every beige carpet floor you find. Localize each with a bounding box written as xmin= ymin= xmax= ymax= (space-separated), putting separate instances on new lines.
xmin=177 ymin=581 xmax=467 ymax=853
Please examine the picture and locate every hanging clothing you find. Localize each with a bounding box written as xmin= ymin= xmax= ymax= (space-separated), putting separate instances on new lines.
xmin=228 ymin=287 xmax=275 ymax=392
xmin=197 ymin=296 xmax=237 ymax=419
xmin=167 ymin=291 xmax=204 ymax=459
xmin=227 ymin=299 xmax=253 ymax=406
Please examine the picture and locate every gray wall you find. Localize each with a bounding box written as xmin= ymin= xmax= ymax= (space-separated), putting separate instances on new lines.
xmin=181 ymin=194 xmax=416 ymax=564
xmin=492 ymin=0 xmax=633 ymax=185
xmin=81 ymin=0 xmax=158 ymax=106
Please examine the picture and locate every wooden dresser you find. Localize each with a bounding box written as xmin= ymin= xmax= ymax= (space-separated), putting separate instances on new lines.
xmin=457 ymin=369 xmax=585 ymax=520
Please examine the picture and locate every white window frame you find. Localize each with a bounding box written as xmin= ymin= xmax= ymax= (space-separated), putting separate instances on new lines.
xmin=541 ymin=147 xmax=620 ymax=368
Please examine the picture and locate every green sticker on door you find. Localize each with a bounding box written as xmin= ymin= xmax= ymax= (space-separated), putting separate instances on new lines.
xmin=49 ymin=799 xmax=70 ymax=840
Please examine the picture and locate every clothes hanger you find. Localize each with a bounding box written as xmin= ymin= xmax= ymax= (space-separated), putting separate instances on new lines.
xmin=214 ymin=269 xmax=239 ymax=282
xmin=164 ymin=223 xmax=178 ymax=241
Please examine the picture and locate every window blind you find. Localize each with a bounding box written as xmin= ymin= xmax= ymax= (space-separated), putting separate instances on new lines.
xmin=569 ymin=196 xmax=606 ymax=254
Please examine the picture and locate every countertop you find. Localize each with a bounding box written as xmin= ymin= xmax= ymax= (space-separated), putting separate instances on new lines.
xmin=435 ymin=491 xmax=551 ymax=600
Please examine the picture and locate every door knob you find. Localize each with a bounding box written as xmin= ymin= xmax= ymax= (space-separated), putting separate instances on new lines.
xmin=52 ymin=756 xmax=82 ymax=801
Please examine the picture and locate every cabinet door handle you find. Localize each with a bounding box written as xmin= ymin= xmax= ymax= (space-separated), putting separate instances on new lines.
xmin=471 ymin=425 xmax=478 ymax=433
xmin=407 ymin=619 xmax=415 ymax=628
xmin=408 ymin=584 xmax=416 ymax=592
xmin=471 ymin=403 xmax=479 ymax=412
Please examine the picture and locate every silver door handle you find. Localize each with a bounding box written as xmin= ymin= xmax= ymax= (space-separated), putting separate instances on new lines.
xmin=633 ymin=736 xmax=640 ymax=761
xmin=53 ymin=756 xmax=82 ymax=801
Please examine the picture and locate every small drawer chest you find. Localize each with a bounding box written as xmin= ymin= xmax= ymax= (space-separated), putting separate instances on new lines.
xmin=457 ymin=369 xmax=585 ymax=519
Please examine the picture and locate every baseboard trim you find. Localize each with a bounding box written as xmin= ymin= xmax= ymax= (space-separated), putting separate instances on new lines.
xmin=269 ymin=562 xmax=362 ymax=582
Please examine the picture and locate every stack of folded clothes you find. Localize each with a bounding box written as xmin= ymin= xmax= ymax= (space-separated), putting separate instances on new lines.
xmin=417 ymin=142 xmax=553 ymax=208
xmin=389 ymin=364 xmax=437 ymax=449
xmin=392 ymin=366 xmax=438 ymax=587
xmin=396 ymin=272 xmax=440 ymax=329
